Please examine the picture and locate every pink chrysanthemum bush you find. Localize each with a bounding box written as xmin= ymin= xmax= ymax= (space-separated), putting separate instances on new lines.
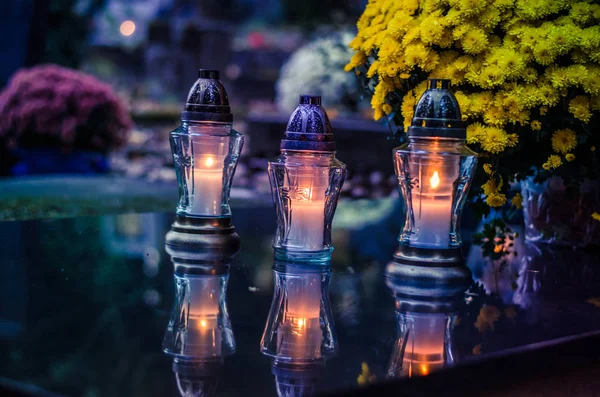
xmin=0 ymin=64 xmax=131 ymax=152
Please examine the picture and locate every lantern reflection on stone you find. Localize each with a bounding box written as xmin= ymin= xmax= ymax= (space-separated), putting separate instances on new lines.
xmin=390 ymin=79 xmax=477 ymax=288
xmin=388 ymin=312 xmax=451 ymax=378
xmin=261 ymin=260 xmax=336 ymax=363
xmin=385 ymin=265 xmax=463 ymax=379
xmin=171 ymin=358 xmax=222 ymax=397
xmin=162 ymin=238 xmax=236 ymax=397
xmin=272 ymin=361 xmax=323 ymax=397
xmin=261 ymin=260 xmax=336 ymax=397
xmin=268 ymin=96 xmax=346 ymax=263
xmin=163 ymin=271 xmax=233 ymax=359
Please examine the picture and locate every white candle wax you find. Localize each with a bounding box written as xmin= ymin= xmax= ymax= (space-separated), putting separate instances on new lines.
xmin=285 ymin=163 xmax=329 ymax=251
xmin=191 ymin=154 xmax=224 ymax=216
xmin=411 ymin=170 xmax=453 ymax=248
xmin=287 ymin=199 xmax=326 ymax=251
xmin=413 ymin=194 xmax=453 ymax=248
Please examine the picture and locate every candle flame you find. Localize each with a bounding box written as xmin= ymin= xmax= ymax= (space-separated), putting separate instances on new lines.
xmin=420 ymin=364 xmax=429 ymax=375
xmin=200 ymin=319 xmax=208 ymax=328
xmin=204 ymin=156 xmax=215 ymax=167
xmin=430 ymin=171 xmax=440 ymax=189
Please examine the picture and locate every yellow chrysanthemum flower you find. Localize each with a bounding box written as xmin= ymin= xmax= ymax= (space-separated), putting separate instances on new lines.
xmin=481 ymin=176 xmax=503 ymax=196
xmin=401 ymin=92 xmax=417 ymax=130
xmin=592 ymin=212 xmax=600 ymax=222
xmin=512 ymin=193 xmax=523 ymax=209
xmin=474 ymin=305 xmax=501 ymax=333
xmin=533 ymin=42 xmax=556 ymax=66
xmin=566 ymin=153 xmax=576 ymax=162
xmin=366 ymin=61 xmax=380 ymax=78
xmin=568 ymin=96 xmax=592 ymax=123
xmin=551 ymin=128 xmax=578 ymax=154
xmin=483 ymin=163 xmax=493 ymax=174
xmin=344 ymin=52 xmax=368 ymax=72
xmin=357 ymin=362 xmax=376 ymax=386
xmin=483 ymin=105 xmax=508 ymax=126
xmin=530 ymin=120 xmax=542 ymax=130
xmin=486 ymin=193 xmax=508 ymax=207
xmin=543 ymin=154 xmax=563 ymax=170
xmin=462 ymin=28 xmax=488 ymax=54
xmin=570 ymin=2 xmax=593 ymax=25
xmin=466 ymin=122 xmax=486 ymax=144
xmin=481 ymin=127 xmax=509 ymax=153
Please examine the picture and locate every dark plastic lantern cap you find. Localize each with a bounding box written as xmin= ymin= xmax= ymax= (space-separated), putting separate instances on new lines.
xmin=407 ymin=79 xmax=465 ymax=139
xmin=280 ymin=95 xmax=335 ymax=152
xmin=181 ymin=69 xmax=233 ymax=123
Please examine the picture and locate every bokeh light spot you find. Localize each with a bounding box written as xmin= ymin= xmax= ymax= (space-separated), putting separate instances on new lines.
xmin=120 ymin=20 xmax=136 ymax=36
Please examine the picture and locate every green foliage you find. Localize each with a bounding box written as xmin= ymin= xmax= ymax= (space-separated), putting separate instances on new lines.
xmin=472 ymin=217 xmax=518 ymax=266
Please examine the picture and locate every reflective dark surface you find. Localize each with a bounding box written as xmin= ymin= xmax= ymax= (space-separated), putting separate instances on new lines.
xmin=1 ymin=206 xmax=600 ymax=396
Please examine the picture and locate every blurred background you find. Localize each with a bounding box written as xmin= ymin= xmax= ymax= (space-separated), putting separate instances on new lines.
xmin=0 ymin=0 xmax=402 ymax=221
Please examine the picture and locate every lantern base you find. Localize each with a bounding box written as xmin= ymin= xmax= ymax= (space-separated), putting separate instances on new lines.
xmin=165 ymin=215 xmax=241 ymax=272
xmin=385 ymin=245 xmax=472 ymax=313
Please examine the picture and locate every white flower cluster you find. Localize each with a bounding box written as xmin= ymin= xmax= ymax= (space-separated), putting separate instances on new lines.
xmin=276 ymin=31 xmax=362 ymax=114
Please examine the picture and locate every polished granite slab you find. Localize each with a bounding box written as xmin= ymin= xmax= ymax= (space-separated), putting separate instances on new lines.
xmin=1 ymin=208 xmax=599 ymax=396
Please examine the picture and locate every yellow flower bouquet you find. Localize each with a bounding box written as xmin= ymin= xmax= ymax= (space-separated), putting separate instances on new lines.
xmin=345 ymin=0 xmax=600 ymax=245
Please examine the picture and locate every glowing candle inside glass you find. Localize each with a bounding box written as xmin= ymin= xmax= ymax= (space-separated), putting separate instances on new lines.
xmin=410 ymin=155 xmax=459 ymax=248
xmin=286 ymin=165 xmax=329 ymax=251
xmin=191 ymin=138 xmax=227 ymax=216
xmin=186 ymin=277 xmax=222 ymax=357
xmin=277 ymin=274 xmax=323 ymax=360
xmin=403 ymin=314 xmax=447 ymax=377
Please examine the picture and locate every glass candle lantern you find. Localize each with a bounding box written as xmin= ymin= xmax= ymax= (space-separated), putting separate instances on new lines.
xmin=260 ymin=261 xmax=337 ymax=363
xmin=268 ymin=96 xmax=346 ymax=262
xmin=391 ymin=79 xmax=477 ymax=281
xmin=170 ymin=69 xmax=243 ymax=219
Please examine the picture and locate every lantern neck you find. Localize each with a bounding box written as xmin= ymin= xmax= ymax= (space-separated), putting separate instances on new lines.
xmin=278 ymin=150 xmax=336 ymax=166
xmin=181 ymin=121 xmax=234 ymax=136
xmin=281 ymin=150 xmax=335 ymax=158
xmin=405 ymin=137 xmax=467 ymax=154
xmin=408 ymin=136 xmax=466 ymax=145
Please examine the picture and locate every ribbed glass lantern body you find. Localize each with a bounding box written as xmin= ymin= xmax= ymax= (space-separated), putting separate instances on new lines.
xmin=170 ymin=122 xmax=243 ymax=218
xmin=268 ymin=151 xmax=346 ymax=261
xmin=394 ymin=137 xmax=477 ymax=249
xmin=163 ymin=273 xmax=235 ymax=360
xmin=260 ymin=263 xmax=337 ymax=363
